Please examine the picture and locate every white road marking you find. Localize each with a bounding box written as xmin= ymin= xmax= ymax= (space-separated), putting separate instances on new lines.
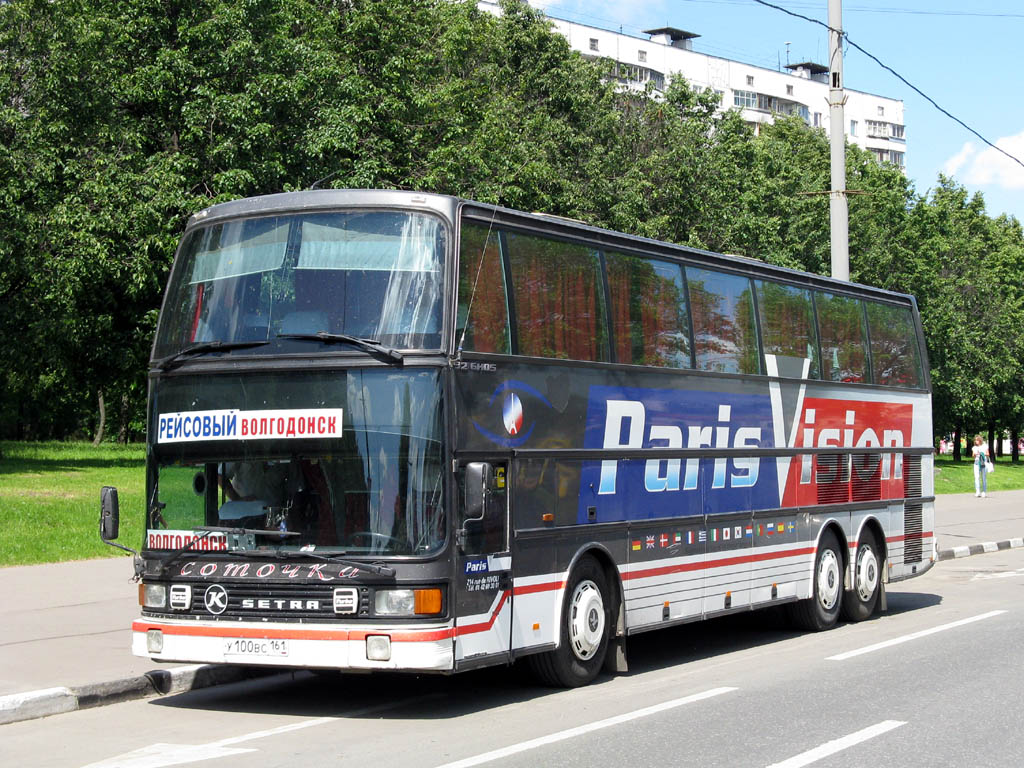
xmin=432 ymin=687 xmax=737 ymax=768
xmin=972 ymin=567 xmax=1024 ymax=581
xmin=80 ymin=694 xmax=439 ymax=768
xmin=764 ymin=720 xmax=905 ymax=768
xmin=827 ymin=610 xmax=1007 ymax=661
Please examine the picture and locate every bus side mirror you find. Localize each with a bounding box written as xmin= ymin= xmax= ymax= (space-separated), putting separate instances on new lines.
xmin=100 ymin=486 xmax=120 ymax=541
xmin=464 ymin=462 xmax=493 ymax=523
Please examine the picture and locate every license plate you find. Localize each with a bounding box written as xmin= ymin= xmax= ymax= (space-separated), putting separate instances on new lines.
xmin=223 ymin=638 xmax=289 ymax=658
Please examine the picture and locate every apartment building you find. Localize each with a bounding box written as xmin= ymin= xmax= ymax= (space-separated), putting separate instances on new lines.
xmin=481 ymin=4 xmax=907 ymax=168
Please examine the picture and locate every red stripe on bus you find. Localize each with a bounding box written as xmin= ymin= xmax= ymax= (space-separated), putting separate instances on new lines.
xmin=623 ymin=546 xmax=817 ymax=581
xmin=513 ymin=580 xmax=565 ymax=596
xmin=454 ymin=590 xmax=510 ymax=636
xmin=132 ymin=620 xmax=455 ymax=643
xmin=886 ymin=531 xmax=933 ymax=543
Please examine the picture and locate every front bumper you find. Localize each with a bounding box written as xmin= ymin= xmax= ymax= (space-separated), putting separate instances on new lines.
xmin=132 ymin=618 xmax=455 ymax=671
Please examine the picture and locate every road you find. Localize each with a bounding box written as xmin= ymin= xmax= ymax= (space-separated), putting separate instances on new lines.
xmin=5 ymin=549 xmax=1023 ymax=768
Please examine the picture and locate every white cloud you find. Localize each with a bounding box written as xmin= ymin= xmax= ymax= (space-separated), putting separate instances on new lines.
xmin=946 ymin=131 xmax=1024 ymax=191
xmin=942 ymin=141 xmax=976 ymax=178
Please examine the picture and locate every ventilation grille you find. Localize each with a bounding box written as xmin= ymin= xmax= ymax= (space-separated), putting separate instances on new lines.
xmin=816 ymin=455 xmax=851 ymax=505
xmin=850 ymin=453 xmax=882 ymax=502
xmin=903 ymin=454 xmax=923 ymax=564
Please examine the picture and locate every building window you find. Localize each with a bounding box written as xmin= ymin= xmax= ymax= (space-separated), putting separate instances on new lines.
xmin=746 ymin=75 xmax=755 ymax=86
xmin=866 ymin=120 xmax=887 ymax=138
xmin=813 ymin=112 xmax=822 ymax=127
xmin=849 ymin=120 xmax=858 ymax=136
xmin=877 ymin=105 xmax=885 ymax=116
xmin=638 ymin=49 xmax=647 ymax=62
xmin=889 ymin=151 xmax=905 ymax=167
xmin=891 ymin=124 xmax=905 ymax=140
xmin=589 ymin=38 xmax=599 ymax=51
xmin=733 ymin=90 xmax=757 ymax=109
xmin=786 ymin=84 xmax=794 ymax=96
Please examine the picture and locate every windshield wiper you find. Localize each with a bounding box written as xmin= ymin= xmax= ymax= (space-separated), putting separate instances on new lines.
xmin=277 ymin=332 xmax=404 ymax=366
xmin=232 ymin=548 xmax=396 ymax=577
xmin=195 ymin=525 xmax=302 ymax=538
xmin=157 ymin=340 xmax=270 ymax=371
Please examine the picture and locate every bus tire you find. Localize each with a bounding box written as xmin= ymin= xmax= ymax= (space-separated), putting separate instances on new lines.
xmin=841 ymin=531 xmax=881 ymax=622
xmin=529 ymin=556 xmax=609 ymax=688
xmin=789 ymin=528 xmax=843 ymax=632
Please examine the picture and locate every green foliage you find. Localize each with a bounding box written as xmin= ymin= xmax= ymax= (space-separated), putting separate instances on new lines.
xmin=0 ymin=441 xmax=146 ymax=565
xmin=1 ymin=0 xmax=1022 ymax=447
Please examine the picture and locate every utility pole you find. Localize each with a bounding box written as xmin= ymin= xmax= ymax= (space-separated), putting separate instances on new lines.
xmin=828 ymin=0 xmax=849 ymax=281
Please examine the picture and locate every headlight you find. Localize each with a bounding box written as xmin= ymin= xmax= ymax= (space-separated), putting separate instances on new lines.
xmin=374 ymin=588 xmax=442 ymax=616
xmin=143 ymin=583 xmax=167 ymax=609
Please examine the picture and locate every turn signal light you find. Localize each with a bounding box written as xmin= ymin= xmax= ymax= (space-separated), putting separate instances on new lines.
xmin=414 ymin=588 xmax=443 ymax=615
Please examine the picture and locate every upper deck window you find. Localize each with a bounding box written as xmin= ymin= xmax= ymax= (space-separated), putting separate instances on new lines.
xmin=755 ymin=280 xmax=819 ymax=378
xmin=865 ymin=300 xmax=922 ymax=387
xmin=687 ymin=267 xmax=759 ymax=375
xmin=153 ymin=211 xmax=446 ymax=361
xmin=506 ymin=232 xmax=609 ymax=362
xmin=456 ymin=223 xmax=511 ymax=354
xmin=815 ymin=291 xmax=869 ymax=384
xmin=607 ymin=252 xmax=690 ymax=368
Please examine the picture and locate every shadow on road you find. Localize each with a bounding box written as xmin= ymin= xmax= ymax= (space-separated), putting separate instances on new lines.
xmin=148 ymin=588 xmax=941 ymax=720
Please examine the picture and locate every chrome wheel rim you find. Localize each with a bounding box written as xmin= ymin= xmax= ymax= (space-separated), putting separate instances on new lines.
xmin=568 ymin=579 xmax=605 ymax=661
xmin=854 ymin=544 xmax=879 ymax=602
xmin=817 ymin=548 xmax=841 ymax=611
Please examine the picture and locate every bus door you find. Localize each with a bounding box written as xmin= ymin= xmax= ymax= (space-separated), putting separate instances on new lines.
xmin=454 ymin=461 xmax=512 ymax=669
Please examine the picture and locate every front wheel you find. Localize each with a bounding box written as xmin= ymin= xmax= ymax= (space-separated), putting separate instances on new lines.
xmin=841 ymin=532 xmax=881 ymax=621
xmin=789 ymin=529 xmax=843 ymax=632
xmin=528 ymin=556 xmax=610 ymax=687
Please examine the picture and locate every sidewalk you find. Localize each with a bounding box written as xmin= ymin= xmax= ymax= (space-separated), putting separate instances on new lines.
xmin=3 ymin=490 xmax=1024 ymax=724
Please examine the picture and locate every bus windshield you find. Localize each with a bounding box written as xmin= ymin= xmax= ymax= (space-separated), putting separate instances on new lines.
xmin=148 ymin=369 xmax=446 ymax=557
xmin=153 ymin=210 xmax=446 ymax=360
xmin=151 ymin=446 xmax=445 ymax=557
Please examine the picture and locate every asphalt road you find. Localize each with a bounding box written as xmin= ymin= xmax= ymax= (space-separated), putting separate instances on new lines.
xmin=5 ymin=548 xmax=1023 ymax=768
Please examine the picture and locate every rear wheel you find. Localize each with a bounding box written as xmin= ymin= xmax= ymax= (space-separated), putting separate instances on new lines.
xmin=841 ymin=531 xmax=881 ymax=621
xmin=529 ymin=556 xmax=609 ymax=687
xmin=789 ymin=529 xmax=843 ymax=631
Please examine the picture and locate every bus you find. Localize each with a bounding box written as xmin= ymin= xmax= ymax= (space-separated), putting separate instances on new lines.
xmin=100 ymin=189 xmax=935 ymax=687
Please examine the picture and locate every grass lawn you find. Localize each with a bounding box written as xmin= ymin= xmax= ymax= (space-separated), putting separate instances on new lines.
xmin=933 ymin=453 xmax=1024 ymax=495
xmin=0 ymin=441 xmax=145 ymax=566
xmin=2 ymin=442 xmax=1024 ymax=566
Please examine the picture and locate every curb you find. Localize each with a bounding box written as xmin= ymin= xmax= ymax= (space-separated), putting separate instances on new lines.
xmin=937 ymin=537 xmax=1024 ymax=562
xmin=0 ymin=665 xmax=273 ymax=727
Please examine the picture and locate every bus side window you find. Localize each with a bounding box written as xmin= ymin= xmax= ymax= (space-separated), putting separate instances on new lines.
xmin=607 ymin=253 xmax=691 ymax=368
xmin=456 ymin=223 xmax=511 ymax=354
xmin=506 ymin=231 xmax=610 ymax=362
xmin=815 ymin=291 xmax=869 ymax=384
xmin=755 ymin=280 xmax=819 ymax=378
xmin=686 ymin=267 xmax=759 ymax=375
xmin=865 ymin=301 xmax=922 ymax=387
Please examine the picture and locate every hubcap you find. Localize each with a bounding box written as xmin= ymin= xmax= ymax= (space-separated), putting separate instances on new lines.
xmin=568 ymin=579 xmax=605 ymax=661
xmin=855 ymin=544 xmax=879 ymax=601
xmin=817 ymin=549 xmax=841 ymax=611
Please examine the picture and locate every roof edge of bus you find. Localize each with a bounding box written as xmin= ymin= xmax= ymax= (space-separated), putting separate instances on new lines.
xmin=187 ymin=189 xmax=460 ymax=229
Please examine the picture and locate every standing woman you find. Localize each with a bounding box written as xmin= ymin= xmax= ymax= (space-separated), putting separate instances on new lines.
xmin=972 ymin=434 xmax=990 ymax=498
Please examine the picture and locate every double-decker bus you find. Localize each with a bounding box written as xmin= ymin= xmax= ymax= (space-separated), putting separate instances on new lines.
xmin=101 ymin=189 xmax=934 ymax=687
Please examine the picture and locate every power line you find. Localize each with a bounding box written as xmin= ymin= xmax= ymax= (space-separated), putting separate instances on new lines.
xmin=680 ymin=0 xmax=1024 ymax=18
xmin=750 ymin=0 xmax=1024 ymax=173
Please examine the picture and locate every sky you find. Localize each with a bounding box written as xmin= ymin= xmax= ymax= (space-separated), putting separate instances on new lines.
xmin=528 ymin=0 xmax=1024 ymax=223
